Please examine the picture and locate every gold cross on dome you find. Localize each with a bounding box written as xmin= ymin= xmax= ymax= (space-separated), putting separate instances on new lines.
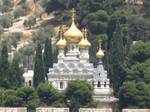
xmin=59 ymin=26 xmax=63 ymax=38
xmin=84 ymin=28 xmax=88 ymax=38
xmin=71 ymin=8 xmax=76 ymax=21
xmin=98 ymin=40 xmax=102 ymax=49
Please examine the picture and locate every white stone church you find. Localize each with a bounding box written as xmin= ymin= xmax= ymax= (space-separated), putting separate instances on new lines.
xmin=23 ymin=10 xmax=118 ymax=110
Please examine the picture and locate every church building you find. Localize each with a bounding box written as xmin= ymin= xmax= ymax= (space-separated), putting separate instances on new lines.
xmin=23 ymin=9 xmax=118 ymax=111
xmin=47 ymin=9 xmax=118 ymax=109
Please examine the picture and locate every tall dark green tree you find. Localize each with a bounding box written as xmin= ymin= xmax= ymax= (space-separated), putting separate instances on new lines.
xmin=109 ymin=21 xmax=125 ymax=94
xmin=33 ymin=43 xmax=45 ymax=87
xmin=0 ymin=42 xmax=10 ymax=88
xmin=143 ymin=0 xmax=150 ymax=18
xmin=43 ymin=38 xmax=53 ymax=80
xmin=9 ymin=57 xmax=23 ymax=88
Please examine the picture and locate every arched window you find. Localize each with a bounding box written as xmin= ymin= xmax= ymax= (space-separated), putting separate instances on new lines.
xmin=29 ymin=80 xmax=32 ymax=86
xmin=72 ymin=45 xmax=74 ymax=51
xmin=104 ymin=82 xmax=107 ymax=87
xmin=97 ymin=81 xmax=101 ymax=87
xmin=99 ymin=73 xmax=101 ymax=76
xmin=60 ymin=82 xmax=63 ymax=89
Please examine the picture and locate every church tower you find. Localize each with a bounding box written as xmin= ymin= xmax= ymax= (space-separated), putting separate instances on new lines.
xmin=93 ymin=41 xmax=118 ymax=109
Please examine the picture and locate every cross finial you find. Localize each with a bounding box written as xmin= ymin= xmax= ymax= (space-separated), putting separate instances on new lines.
xmin=98 ymin=40 xmax=102 ymax=49
xmin=59 ymin=26 xmax=63 ymax=39
xmin=84 ymin=28 xmax=88 ymax=39
xmin=71 ymin=8 xmax=76 ymax=22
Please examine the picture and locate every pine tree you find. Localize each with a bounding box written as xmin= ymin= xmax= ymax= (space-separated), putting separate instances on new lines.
xmin=9 ymin=57 xmax=23 ymax=88
xmin=33 ymin=43 xmax=45 ymax=87
xmin=0 ymin=42 xmax=10 ymax=88
xmin=109 ymin=21 xmax=125 ymax=94
xmin=43 ymin=38 xmax=53 ymax=80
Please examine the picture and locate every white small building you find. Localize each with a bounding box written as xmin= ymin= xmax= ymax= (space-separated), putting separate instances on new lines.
xmin=23 ymin=69 xmax=34 ymax=86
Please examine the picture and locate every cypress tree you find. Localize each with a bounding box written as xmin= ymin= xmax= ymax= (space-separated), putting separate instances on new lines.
xmin=0 ymin=42 xmax=10 ymax=88
xmin=143 ymin=0 xmax=150 ymax=18
xmin=109 ymin=21 xmax=125 ymax=94
xmin=43 ymin=38 xmax=53 ymax=80
xmin=33 ymin=43 xmax=45 ymax=87
xmin=9 ymin=57 xmax=23 ymax=88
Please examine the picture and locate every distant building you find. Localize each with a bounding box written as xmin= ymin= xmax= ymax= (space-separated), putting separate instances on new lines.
xmin=125 ymin=0 xmax=144 ymax=5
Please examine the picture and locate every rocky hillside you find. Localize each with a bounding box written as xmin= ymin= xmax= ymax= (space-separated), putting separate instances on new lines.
xmin=0 ymin=0 xmax=61 ymax=50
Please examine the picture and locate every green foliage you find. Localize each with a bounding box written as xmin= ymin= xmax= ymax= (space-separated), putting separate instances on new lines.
xmin=0 ymin=88 xmax=5 ymax=106
xmin=17 ymin=86 xmax=39 ymax=110
xmin=0 ymin=26 xmax=3 ymax=37
xmin=119 ymin=81 xmax=150 ymax=108
xmin=13 ymin=7 xmax=26 ymax=19
xmin=23 ymin=16 xmax=36 ymax=28
xmin=32 ymin=26 xmax=52 ymax=44
xmin=37 ymin=82 xmax=61 ymax=106
xmin=0 ymin=0 xmax=13 ymax=13
xmin=119 ymin=81 xmax=138 ymax=108
xmin=0 ymin=42 xmax=10 ymax=88
xmin=0 ymin=5 xmax=10 ymax=13
xmin=66 ymin=80 xmax=93 ymax=112
xmin=143 ymin=0 xmax=150 ymax=18
xmin=0 ymin=42 xmax=24 ymax=89
xmin=18 ymin=44 xmax=35 ymax=69
xmin=33 ymin=43 xmax=45 ymax=87
xmin=0 ymin=87 xmax=39 ymax=109
xmin=4 ymin=89 xmax=21 ymax=107
xmin=8 ymin=57 xmax=23 ymax=88
xmin=9 ymin=32 xmax=23 ymax=48
xmin=127 ymin=41 xmax=150 ymax=64
xmin=109 ymin=21 xmax=125 ymax=94
xmin=2 ymin=0 xmax=13 ymax=7
xmin=0 ymin=14 xmax=13 ymax=28
xmin=120 ymin=41 xmax=150 ymax=108
xmin=43 ymin=38 xmax=53 ymax=79
xmin=44 ymin=0 xmax=65 ymax=13
xmin=128 ymin=16 xmax=149 ymax=41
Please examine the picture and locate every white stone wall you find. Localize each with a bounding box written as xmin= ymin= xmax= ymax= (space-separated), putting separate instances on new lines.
xmin=36 ymin=107 xmax=69 ymax=112
xmin=0 ymin=108 xmax=27 ymax=112
xmin=122 ymin=109 xmax=150 ymax=112
xmin=79 ymin=108 xmax=112 ymax=112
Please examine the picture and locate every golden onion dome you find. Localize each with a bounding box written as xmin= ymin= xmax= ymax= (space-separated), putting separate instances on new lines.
xmin=79 ymin=28 xmax=91 ymax=48
xmin=56 ymin=38 xmax=67 ymax=49
xmin=56 ymin=27 xmax=67 ymax=49
xmin=84 ymin=37 xmax=91 ymax=47
xmin=64 ymin=9 xmax=83 ymax=43
xmin=79 ymin=37 xmax=86 ymax=48
xmin=96 ymin=41 xmax=104 ymax=58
